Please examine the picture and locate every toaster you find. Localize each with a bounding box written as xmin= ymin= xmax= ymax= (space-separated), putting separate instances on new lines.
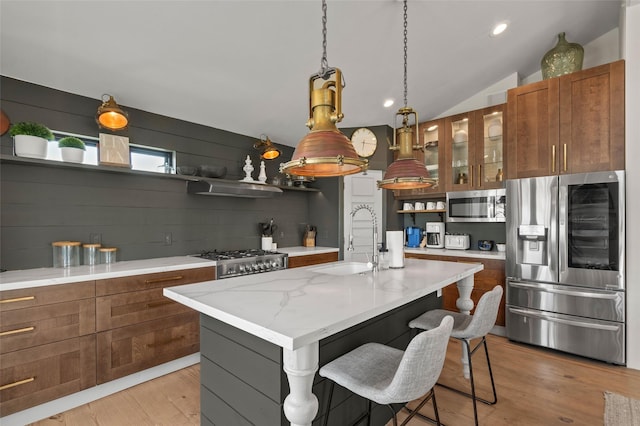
xmin=444 ymin=234 xmax=470 ymax=250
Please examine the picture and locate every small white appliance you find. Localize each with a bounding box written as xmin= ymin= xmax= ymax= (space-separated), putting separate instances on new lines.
xmin=425 ymin=222 xmax=445 ymax=248
xmin=444 ymin=234 xmax=470 ymax=250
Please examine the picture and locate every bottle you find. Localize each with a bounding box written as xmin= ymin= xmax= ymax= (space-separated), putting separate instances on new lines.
xmin=496 ymin=168 xmax=503 ymax=182
xmin=378 ymin=247 xmax=389 ymax=270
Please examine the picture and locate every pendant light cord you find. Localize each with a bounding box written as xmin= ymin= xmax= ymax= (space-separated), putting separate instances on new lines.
xmin=403 ymin=0 xmax=408 ymax=108
xmin=320 ymin=0 xmax=329 ymax=79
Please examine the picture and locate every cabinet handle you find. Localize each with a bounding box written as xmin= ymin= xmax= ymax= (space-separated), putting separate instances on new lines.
xmin=0 ymin=326 xmax=35 ymax=337
xmin=470 ymin=165 xmax=474 ymax=187
xmin=563 ymin=143 xmax=567 ymax=172
xmin=478 ymin=164 xmax=482 ymax=187
xmin=146 ymin=335 xmax=185 ymax=348
xmin=0 ymin=296 xmax=35 ymax=304
xmin=552 ymin=145 xmax=556 ymax=173
xmin=145 ymin=300 xmax=174 ymax=309
xmin=144 ymin=275 xmax=183 ymax=284
xmin=0 ymin=377 xmax=35 ymax=391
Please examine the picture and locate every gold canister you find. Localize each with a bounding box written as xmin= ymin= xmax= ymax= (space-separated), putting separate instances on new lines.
xmin=52 ymin=241 xmax=81 ymax=268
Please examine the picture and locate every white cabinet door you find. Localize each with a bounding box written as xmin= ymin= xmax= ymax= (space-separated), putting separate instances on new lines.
xmin=343 ymin=170 xmax=383 ymax=263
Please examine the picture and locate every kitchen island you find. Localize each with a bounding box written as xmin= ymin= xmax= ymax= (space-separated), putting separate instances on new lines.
xmin=164 ymin=258 xmax=483 ymax=426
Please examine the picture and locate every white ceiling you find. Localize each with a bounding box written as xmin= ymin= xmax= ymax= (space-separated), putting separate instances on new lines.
xmin=0 ymin=0 xmax=621 ymax=148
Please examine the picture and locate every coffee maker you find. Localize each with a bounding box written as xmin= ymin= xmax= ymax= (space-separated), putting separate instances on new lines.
xmin=425 ymin=222 xmax=445 ymax=248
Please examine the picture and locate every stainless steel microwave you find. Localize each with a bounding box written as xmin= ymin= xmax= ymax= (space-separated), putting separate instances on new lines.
xmin=446 ymin=189 xmax=506 ymax=223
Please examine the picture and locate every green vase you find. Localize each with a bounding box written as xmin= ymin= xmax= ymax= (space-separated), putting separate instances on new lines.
xmin=541 ymin=32 xmax=584 ymax=80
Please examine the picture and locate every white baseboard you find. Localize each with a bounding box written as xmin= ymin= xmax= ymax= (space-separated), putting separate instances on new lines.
xmin=1 ymin=353 xmax=200 ymax=426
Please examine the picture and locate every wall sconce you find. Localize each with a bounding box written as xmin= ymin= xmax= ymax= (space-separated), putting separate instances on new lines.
xmin=96 ymin=94 xmax=129 ymax=131
xmin=254 ymin=134 xmax=281 ymax=160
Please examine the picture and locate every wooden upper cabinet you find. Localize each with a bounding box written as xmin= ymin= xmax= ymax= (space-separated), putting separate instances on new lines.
xmin=507 ymin=78 xmax=560 ymax=179
xmin=559 ymin=60 xmax=625 ymax=173
xmin=507 ymin=60 xmax=624 ymax=179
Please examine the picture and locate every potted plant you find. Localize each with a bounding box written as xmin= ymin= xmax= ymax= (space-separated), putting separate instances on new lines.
xmin=9 ymin=121 xmax=54 ymax=159
xmin=58 ymin=136 xmax=86 ymax=163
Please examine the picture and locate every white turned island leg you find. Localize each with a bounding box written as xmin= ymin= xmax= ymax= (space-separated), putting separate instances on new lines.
xmin=456 ymin=275 xmax=475 ymax=379
xmin=283 ymin=342 xmax=319 ymax=426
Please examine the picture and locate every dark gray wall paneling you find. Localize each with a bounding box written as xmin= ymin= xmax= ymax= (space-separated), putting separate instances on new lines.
xmin=0 ymin=76 xmax=335 ymax=270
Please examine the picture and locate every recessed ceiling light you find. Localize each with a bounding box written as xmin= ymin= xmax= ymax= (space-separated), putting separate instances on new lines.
xmin=383 ymin=99 xmax=395 ymax=108
xmin=491 ymin=22 xmax=508 ymax=37
xmin=427 ymin=125 xmax=438 ymax=131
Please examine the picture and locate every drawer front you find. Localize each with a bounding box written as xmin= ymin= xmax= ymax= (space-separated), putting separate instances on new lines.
xmin=0 ymin=335 xmax=96 ymax=417
xmin=1 ymin=299 xmax=96 ymax=354
xmin=96 ymin=311 xmax=199 ymax=384
xmin=96 ymin=287 xmax=192 ymax=331
xmin=0 ymin=281 xmax=95 ymax=312
xmin=95 ymin=267 xmax=215 ymax=296
xmin=287 ymin=252 xmax=338 ymax=268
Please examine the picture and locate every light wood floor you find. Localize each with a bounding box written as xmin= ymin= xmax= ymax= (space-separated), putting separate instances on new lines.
xmin=31 ymin=335 xmax=640 ymax=426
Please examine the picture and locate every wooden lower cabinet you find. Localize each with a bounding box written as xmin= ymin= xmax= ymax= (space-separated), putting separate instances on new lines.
xmin=97 ymin=311 xmax=199 ymax=384
xmin=0 ymin=335 xmax=96 ymax=417
xmin=405 ymin=253 xmax=506 ymax=326
xmin=287 ymin=251 xmax=339 ymax=268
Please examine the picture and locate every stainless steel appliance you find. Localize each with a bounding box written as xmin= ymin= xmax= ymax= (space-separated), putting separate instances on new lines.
xmin=506 ymin=171 xmax=625 ymax=364
xmin=195 ymin=249 xmax=288 ymax=279
xmin=426 ymin=222 xmax=445 ymax=248
xmin=444 ymin=234 xmax=470 ymax=250
xmin=446 ymin=188 xmax=506 ymax=222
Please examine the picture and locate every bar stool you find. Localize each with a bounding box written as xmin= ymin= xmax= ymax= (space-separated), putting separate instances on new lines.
xmin=408 ymin=285 xmax=503 ymax=426
xmin=319 ymin=316 xmax=453 ymax=426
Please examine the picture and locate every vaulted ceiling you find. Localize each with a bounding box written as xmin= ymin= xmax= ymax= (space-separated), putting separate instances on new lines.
xmin=0 ymin=1 xmax=621 ymax=147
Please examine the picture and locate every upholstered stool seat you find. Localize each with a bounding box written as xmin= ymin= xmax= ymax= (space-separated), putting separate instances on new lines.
xmin=409 ymin=285 xmax=503 ymax=426
xmin=319 ymin=316 xmax=454 ymax=426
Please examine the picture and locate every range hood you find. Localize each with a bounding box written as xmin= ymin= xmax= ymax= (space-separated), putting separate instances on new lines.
xmin=187 ymin=179 xmax=283 ymax=198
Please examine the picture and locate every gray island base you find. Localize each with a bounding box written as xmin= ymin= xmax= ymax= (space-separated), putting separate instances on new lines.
xmin=164 ymin=258 xmax=483 ymax=425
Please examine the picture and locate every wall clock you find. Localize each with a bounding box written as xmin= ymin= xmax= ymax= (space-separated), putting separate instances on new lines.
xmin=350 ymin=127 xmax=377 ymax=158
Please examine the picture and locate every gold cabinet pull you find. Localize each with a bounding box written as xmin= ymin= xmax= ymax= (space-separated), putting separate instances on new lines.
xmin=478 ymin=164 xmax=482 ymax=187
xmin=563 ymin=143 xmax=567 ymax=172
xmin=470 ymin=164 xmax=474 ymax=187
xmin=0 ymin=377 xmax=35 ymax=391
xmin=145 ymin=300 xmax=174 ymax=309
xmin=0 ymin=296 xmax=35 ymax=304
xmin=552 ymin=145 xmax=556 ymax=173
xmin=0 ymin=326 xmax=35 ymax=337
xmin=144 ymin=275 xmax=183 ymax=284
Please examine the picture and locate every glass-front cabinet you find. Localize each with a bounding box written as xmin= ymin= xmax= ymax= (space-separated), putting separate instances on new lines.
xmin=445 ymin=112 xmax=473 ymax=191
xmin=475 ymin=104 xmax=505 ymax=189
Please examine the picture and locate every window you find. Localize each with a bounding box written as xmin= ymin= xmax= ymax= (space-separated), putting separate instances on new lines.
xmin=50 ymin=131 xmax=175 ymax=173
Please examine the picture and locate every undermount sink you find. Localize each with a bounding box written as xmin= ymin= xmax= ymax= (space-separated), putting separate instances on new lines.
xmin=310 ymin=262 xmax=371 ymax=276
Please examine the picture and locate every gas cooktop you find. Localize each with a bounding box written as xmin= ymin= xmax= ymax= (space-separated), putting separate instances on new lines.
xmin=195 ymin=249 xmax=288 ymax=279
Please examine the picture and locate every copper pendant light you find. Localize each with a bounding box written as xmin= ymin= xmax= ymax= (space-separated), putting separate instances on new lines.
xmin=280 ymin=0 xmax=367 ymax=178
xmin=96 ymin=94 xmax=129 ymax=131
xmin=254 ymin=134 xmax=282 ymax=160
xmin=378 ymin=0 xmax=435 ymax=190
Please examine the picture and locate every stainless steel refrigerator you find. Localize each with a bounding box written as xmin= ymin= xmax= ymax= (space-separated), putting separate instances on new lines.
xmin=506 ymin=171 xmax=625 ymax=365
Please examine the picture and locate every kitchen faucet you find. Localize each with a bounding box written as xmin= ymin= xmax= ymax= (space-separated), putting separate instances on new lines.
xmin=348 ymin=204 xmax=378 ymax=272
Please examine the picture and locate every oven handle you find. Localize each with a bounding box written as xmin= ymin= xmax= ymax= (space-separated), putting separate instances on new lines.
xmin=508 ymin=307 xmax=620 ymax=331
xmin=508 ymin=280 xmax=620 ymax=300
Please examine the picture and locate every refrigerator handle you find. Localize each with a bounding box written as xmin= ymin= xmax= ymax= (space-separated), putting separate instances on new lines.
xmin=508 ymin=280 xmax=620 ymax=300
xmin=508 ymin=307 xmax=620 ymax=331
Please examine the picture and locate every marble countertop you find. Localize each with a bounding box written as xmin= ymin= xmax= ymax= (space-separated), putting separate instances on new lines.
xmin=164 ymin=258 xmax=483 ymax=351
xmin=278 ymin=246 xmax=339 ymax=257
xmin=0 ymin=256 xmax=215 ymax=291
xmin=404 ymin=247 xmax=506 ymax=261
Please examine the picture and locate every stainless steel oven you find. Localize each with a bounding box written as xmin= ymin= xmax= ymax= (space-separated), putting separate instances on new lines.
xmin=506 ymin=171 xmax=625 ymax=364
xmin=446 ymin=188 xmax=506 ymax=222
